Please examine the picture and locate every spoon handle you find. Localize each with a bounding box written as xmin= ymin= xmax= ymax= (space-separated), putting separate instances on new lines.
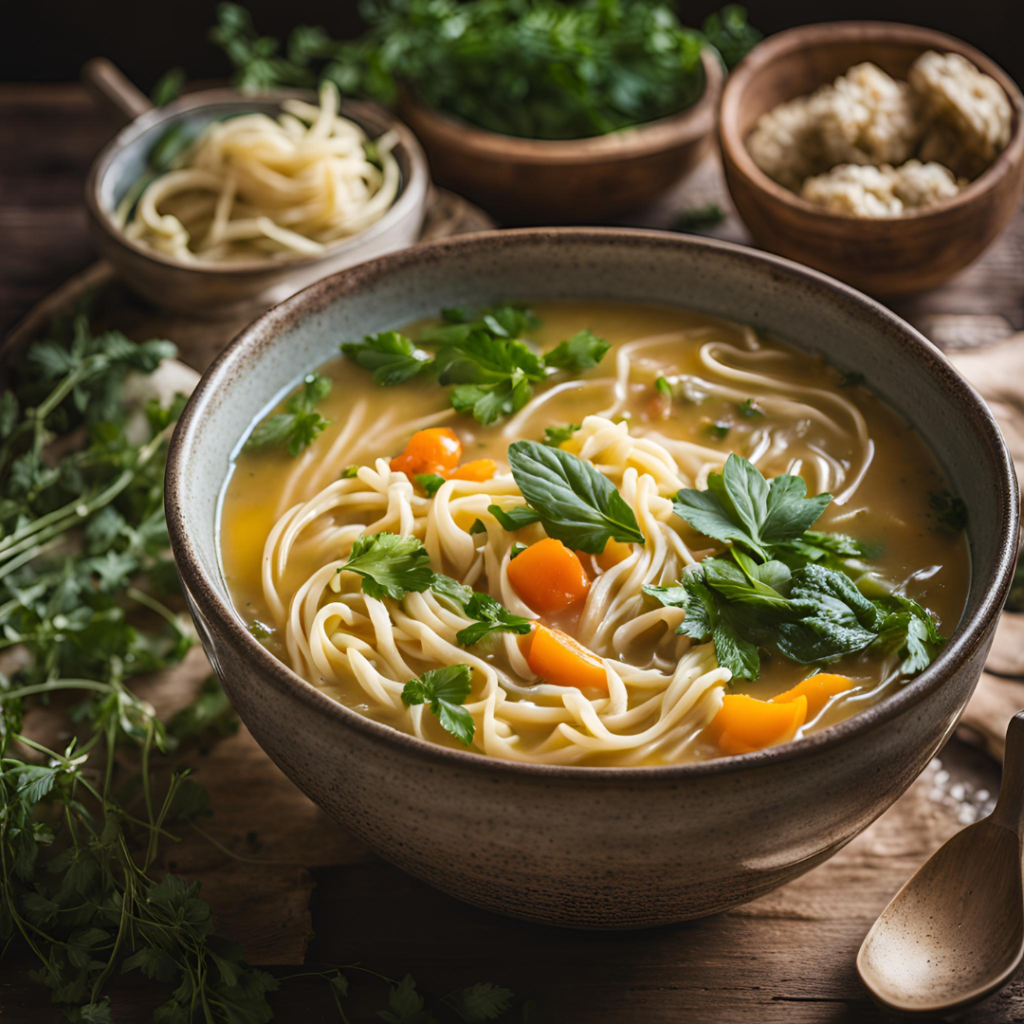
xmin=82 ymin=58 xmax=154 ymax=128
xmin=990 ymin=710 xmax=1024 ymax=834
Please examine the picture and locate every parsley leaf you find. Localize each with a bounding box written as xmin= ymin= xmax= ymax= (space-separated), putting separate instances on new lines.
xmin=736 ymin=398 xmax=763 ymax=418
xmin=429 ymin=573 xmax=475 ymax=608
xmin=341 ymin=331 xmax=433 ymax=386
xmin=543 ymin=329 xmax=610 ymax=372
xmin=402 ymin=665 xmax=475 ymax=745
xmin=247 ymin=371 xmax=332 ymax=456
xmin=338 ymin=533 xmax=433 ymax=600
xmin=456 ymin=594 xmax=533 ymax=646
xmin=507 ymin=441 xmax=644 ymax=554
xmin=674 ymin=453 xmax=830 ymax=559
xmin=543 ymin=423 xmax=581 ymax=447
xmin=444 ymin=982 xmax=515 ymax=1022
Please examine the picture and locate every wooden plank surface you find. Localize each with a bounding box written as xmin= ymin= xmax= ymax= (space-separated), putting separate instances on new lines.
xmin=1 ymin=82 xmax=1022 ymax=1023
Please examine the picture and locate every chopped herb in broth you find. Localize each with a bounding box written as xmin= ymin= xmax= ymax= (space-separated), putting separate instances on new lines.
xmin=219 ymin=302 xmax=969 ymax=766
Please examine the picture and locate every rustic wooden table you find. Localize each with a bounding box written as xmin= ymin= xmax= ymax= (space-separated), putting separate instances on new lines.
xmin=1 ymin=83 xmax=1022 ymax=1023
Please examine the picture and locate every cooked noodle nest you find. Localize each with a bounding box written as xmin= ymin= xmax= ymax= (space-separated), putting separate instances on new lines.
xmin=117 ymin=82 xmax=401 ymax=264
xmin=260 ymin=401 xmax=871 ymax=766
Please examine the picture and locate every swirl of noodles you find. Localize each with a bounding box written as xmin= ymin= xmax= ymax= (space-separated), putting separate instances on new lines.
xmin=118 ymin=82 xmax=400 ymax=264
xmin=252 ymin=320 xmax=878 ymax=766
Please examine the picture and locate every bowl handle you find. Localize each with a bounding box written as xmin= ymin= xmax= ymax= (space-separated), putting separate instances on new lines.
xmin=82 ymin=57 xmax=153 ymax=127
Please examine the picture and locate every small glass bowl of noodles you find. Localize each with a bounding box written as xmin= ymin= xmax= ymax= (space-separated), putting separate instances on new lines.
xmin=84 ymin=63 xmax=429 ymax=319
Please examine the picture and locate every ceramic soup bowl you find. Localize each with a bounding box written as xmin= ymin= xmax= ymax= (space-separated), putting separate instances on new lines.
xmin=166 ymin=229 xmax=1018 ymax=928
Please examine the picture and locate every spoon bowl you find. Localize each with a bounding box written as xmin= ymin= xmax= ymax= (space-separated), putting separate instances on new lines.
xmin=858 ymin=712 xmax=1024 ymax=1014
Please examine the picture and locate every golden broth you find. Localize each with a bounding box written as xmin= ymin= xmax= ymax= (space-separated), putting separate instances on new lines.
xmin=219 ymin=302 xmax=969 ymax=764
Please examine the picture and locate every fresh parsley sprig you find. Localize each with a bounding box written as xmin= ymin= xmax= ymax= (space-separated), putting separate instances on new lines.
xmin=401 ymin=664 xmax=475 ymax=745
xmin=342 ymin=305 xmax=611 ymax=426
xmin=456 ymin=594 xmax=533 ymax=646
xmin=247 ymin=370 xmax=332 ymax=456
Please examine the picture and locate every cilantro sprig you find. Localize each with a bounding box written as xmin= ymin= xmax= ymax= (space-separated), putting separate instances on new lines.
xmin=649 ymin=454 xmax=946 ymax=680
xmin=342 ymin=305 xmax=611 ymax=426
xmin=402 ymin=664 xmax=475 ymax=744
xmin=246 ymin=370 xmax=332 ymax=456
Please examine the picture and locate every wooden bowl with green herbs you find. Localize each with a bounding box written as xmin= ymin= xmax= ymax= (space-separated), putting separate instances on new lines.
xmin=398 ymin=50 xmax=722 ymax=224
xmin=209 ymin=2 xmax=755 ymax=224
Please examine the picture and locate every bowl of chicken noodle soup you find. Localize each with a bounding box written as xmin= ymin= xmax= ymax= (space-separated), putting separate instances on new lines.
xmin=166 ymin=229 xmax=1017 ymax=926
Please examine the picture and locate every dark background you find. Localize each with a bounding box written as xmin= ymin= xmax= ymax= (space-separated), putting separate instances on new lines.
xmin=4 ymin=0 xmax=1023 ymax=89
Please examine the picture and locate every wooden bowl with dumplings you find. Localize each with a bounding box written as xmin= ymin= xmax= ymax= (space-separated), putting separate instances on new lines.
xmin=719 ymin=23 xmax=1024 ymax=296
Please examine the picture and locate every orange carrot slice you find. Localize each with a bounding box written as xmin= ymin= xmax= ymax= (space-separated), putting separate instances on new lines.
xmin=450 ymin=458 xmax=496 ymax=482
xmin=771 ymin=674 xmax=856 ymax=718
xmin=507 ymin=538 xmax=590 ymax=613
xmin=390 ymin=427 xmax=462 ymax=477
xmin=524 ymin=624 xmax=608 ymax=691
xmin=713 ymin=693 xmax=808 ymax=756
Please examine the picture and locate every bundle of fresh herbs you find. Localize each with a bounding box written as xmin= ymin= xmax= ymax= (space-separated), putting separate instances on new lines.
xmin=0 ymin=314 xmax=524 ymax=1021
xmin=209 ymin=0 xmax=760 ymax=140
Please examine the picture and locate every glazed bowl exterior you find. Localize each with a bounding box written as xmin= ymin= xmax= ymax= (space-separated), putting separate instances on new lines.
xmin=720 ymin=23 xmax=1024 ymax=296
xmin=166 ymin=229 xmax=1018 ymax=928
xmin=85 ymin=88 xmax=429 ymax=321
xmin=398 ymin=49 xmax=721 ymax=224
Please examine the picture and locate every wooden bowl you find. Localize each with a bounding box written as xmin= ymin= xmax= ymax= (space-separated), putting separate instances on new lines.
xmin=398 ymin=49 xmax=722 ymax=224
xmin=719 ymin=23 xmax=1024 ymax=296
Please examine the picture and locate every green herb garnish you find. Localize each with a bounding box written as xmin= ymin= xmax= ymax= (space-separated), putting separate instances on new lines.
xmin=704 ymin=420 xmax=731 ymax=441
xmin=247 ymin=371 xmax=332 ymax=456
xmin=674 ymin=203 xmax=725 ymax=233
xmin=655 ymin=375 xmax=673 ymax=398
xmin=488 ymin=503 xmax=543 ymax=532
xmin=542 ymin=329 xmax=610 ymax=373
xmin=341 ymin=464 xmax=360 ymax=479
xmin=342 ymin=305 xmax=611 ymax=426
xmin=651 ymin=454 xmax=945 ymax=680
xmin=341 ymin=330 xmax=432 ymax=386
xmin=736 ymin=398 xmax=763 ymax=418
xmin=456 ymin=594 xmax=533 ymax=646
xmin=402 ymin=665 xmax=475 ymax=745
xmin=505 ymin=441 xmax=644 ymax=554
xmin=415 ymin=473 xmax=447 ymax=497
xmin=543 ymin=423 xmax=581 ymax=447
xmin=337 ymin=532 xmax=433 ymax=600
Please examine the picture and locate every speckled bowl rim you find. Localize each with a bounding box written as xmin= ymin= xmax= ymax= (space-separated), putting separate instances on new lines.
xmin=165 ymin=227 xmax=1020 ymax=781
xmin=719 ymin=21 xmax=1024 ymax=223
xmin=84 ymin=87 xmax=429 ymax=276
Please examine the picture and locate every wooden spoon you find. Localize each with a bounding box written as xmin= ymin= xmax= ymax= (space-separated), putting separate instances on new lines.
xmin=857 ymin=711 xmax=1024 ymax=1015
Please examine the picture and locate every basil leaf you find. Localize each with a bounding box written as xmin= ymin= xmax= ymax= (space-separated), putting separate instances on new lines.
xmin=542 ymin=423 xmax=581 ymax=447
xmin=488 ymin=503 xmax=542 ymax=532
xmin=507 ymin=441 xmax=644 ymax=554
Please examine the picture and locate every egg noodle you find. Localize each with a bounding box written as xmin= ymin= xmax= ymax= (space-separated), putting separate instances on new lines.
xmin=256 ymin=328 xmax=895 ymax=766
xmin=117 ymin=82 xmax=400 ymax=264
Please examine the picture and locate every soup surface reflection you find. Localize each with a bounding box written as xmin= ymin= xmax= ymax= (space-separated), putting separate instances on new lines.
xmin=220 ymin=302 xmax=969 ymax=765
